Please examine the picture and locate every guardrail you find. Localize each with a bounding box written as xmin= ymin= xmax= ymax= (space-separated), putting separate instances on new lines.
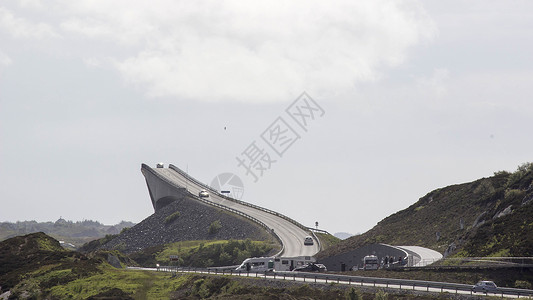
xmin=153 ymin=266 xmax=533 ymax=298
xmin=310 ymin=231 xmax=322 ymax=252
xmin=141 ymin=164 xmax=284 ymax=257
xmin=410 ymin=257 xmax=533 ymax=269
xmin=168 ymin=164 xmax=316 ymax=234
xmin=193 ymin=194 xmax=285 ymax=257
xmin=308 ymin=228 xmax=332 ymax=235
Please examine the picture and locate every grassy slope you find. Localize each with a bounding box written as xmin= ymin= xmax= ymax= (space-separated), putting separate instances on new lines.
xmin=318 ymin=163 xmax=533 ymax=259
xmin=340 ymin=268 xmax=533 ymax=289
xmin=0 ymin=232 xmax=104 ymax=293
xmin=4 ymin=233 xmax=530 ymax=298
xmin=316 ymin=232 xmax=342 ymax=251
xmin=52 ymin=272 xmax=450 ymax=300
xmin=129 ymin=239 xmax=276 ymax=268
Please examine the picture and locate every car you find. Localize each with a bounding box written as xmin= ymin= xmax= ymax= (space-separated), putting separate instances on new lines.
xmin=156 ymin=163 xmax=164 ymax=168
xmin=293 ymin=263 xmax=327 ymax=272
xmin=198 ymin=190 xmax=209 ymax=198
xmin=304 ymin=236 xmax=314 ymax=245
xmin=472 ymin=281 xmax=499 ymax=293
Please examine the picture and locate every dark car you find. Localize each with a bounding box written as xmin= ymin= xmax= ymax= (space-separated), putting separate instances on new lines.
xmin=293 ymin=263 xmax=327 ymax=272
xmin=472 ymin=281 xmax=499 ymax=293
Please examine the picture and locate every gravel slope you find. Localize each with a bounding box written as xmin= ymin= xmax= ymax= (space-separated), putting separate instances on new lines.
xmin=99 ymin=196 xmax=275 ymax=253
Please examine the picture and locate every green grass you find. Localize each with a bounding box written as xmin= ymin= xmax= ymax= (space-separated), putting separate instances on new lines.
xmin=150 ymin=239 xmax=275 ymax=267
xmin=315 ymin=233 xmax=341 ymax=251
xmin=36 ymin=235 xmax=65 ymax=252
xmin=50 ymin=267 xmax=172 ymax=299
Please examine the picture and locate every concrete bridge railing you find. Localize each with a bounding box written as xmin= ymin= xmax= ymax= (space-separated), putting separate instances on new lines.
xmin=168 ymin=164 xmax=327 ymax=236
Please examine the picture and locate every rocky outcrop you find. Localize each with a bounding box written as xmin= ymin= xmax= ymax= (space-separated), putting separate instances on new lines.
xmin=99 ymin=196 xmax=274 ymax=253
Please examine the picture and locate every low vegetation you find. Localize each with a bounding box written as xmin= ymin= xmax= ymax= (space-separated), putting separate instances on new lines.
xmin=130 ymin=239 xmax=276 ymax=268
xmin=78 ymin=233 xmax=118 ymax=253
xmin=316 ymin=232 xmax=342 ymax=251
xmin=48 ymin=272 xmax=442 ymax=300
xmin=208 ymin=220 xmax=222 ymax=234
xmin=343 ymin=267 xmax=533 ymax=289
xmin=164 ymin=211 xmax=181 ymax=224
xmin=319 ymin=162 xmax=533 ymax=259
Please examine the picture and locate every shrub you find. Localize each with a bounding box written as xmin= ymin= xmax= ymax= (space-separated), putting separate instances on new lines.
xmin=164 ymin=211 xmax=181 ymax=224
xmin=374 ymin=289 xmax=388 ymax=300
xmin=515 ymin=280 xmax=532 ymax=289
xmin=208 ymin=220 xmax=222 ymax=234
xmin=346 ymin=287 xmax=363 ymax=300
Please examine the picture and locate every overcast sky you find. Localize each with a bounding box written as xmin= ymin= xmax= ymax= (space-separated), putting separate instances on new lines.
xmin=1 ymin=1 xmax=532 ymax=235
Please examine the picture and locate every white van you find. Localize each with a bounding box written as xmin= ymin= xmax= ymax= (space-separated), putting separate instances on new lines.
xmin=273 ymin=256 xmax=316 ymax=271
xmin=235 ymin=256 xmax=316 ymax=272
xmin=235 ymin=257 xmax=274 ymax=272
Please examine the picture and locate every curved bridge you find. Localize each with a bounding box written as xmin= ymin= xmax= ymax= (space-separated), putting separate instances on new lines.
xmin=141 ymin=163 xmax=320 ymax=257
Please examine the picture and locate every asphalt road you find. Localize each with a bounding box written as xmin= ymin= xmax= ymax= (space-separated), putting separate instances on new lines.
xmin=397 ymin=246 xmax=443 ymax=267
xmin=152 ymin=167 xmax=320 ymax=258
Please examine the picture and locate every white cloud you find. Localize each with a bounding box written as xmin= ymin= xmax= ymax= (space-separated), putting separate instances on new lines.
xmin=55 ymin=0 xmax=435 ymax=103
xmin=416 ymin=68 xmax=450 ymax=98
xmin=0 ymin=7 xmax=59 ymax=39
xmin=18 ymin=0 xmax=43 ymax=9
xmin=0 ymin=50 xmax=12 ymax=66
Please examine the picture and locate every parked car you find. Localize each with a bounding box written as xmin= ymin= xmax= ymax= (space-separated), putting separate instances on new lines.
xmin=199 ymin=190 xmax=209 ymax=198
xmin=472 ymin=281 xmax=499 ymax=293
xmin=156 ymin=163 xmax=164 ymax=168
xmin=293 ymin=263 xmax=327 ymax=272
xmin=304 ymin=236 xmax=314 ymax=245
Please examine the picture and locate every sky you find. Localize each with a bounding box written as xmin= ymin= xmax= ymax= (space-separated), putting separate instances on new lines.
xmin=1 ymin=0 xmax=532 ymax=235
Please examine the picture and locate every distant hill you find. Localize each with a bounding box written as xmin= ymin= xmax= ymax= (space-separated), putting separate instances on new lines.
xmin=334 ymin=232 xmax=355 ymax=240
xmin=0 ymin=219 xmax=135 ymax=248
xmin=318 ymin=163 xmax=533 ymax=259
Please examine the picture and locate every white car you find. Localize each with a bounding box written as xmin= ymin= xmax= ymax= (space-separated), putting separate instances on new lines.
xmin=199 ymin=190 xmax=209 ymax=198
xmin=472 ymin=281 xmax=499 ymax=293
xmin=156 ymin=163 xmax=164 ymax=168
xmin=304 ymin=236 xmax=314 ymax=245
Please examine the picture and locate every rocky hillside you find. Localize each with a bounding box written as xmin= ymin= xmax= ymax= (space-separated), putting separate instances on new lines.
xmin=83 ymin=196 xmax=277 ymax=254
xmin=318 ymin=163 xmax=533 ymax=259
xmin=0 ymin=232 xmax=107 ymax=295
